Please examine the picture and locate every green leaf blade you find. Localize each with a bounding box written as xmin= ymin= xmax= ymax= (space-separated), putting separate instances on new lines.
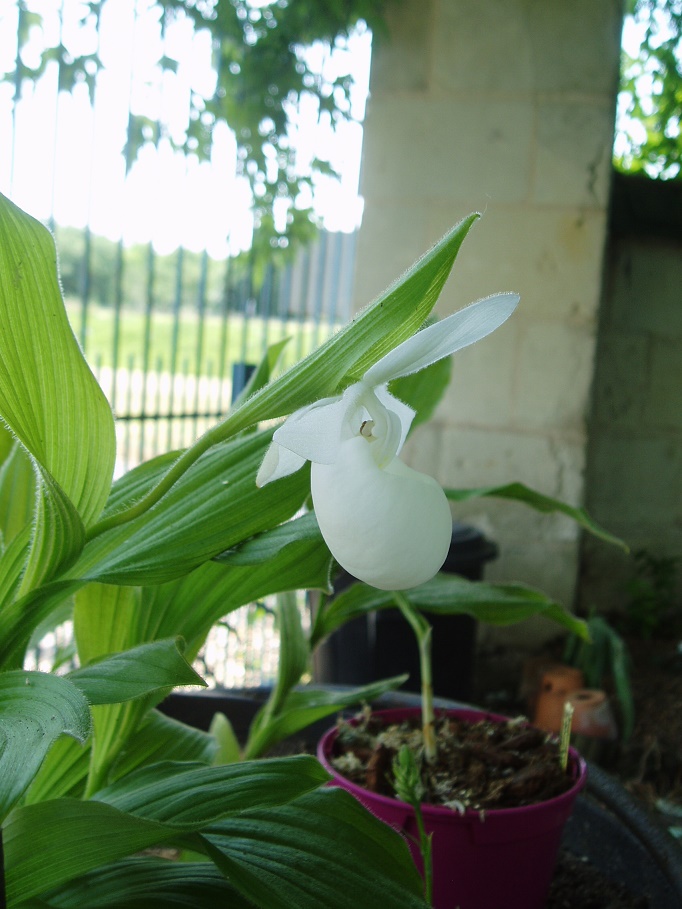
xmin=446 ymin=482 xmax=627 ymax=550
xmin=0 ymin=194 xmax=116 ymax=528
xmin=205 ymin=788 xmax=428 ymax=909
xmin=67 ymin=639 xmax=206 ymax=706
xmin=0 ymin=671 xmax=91 ymax=821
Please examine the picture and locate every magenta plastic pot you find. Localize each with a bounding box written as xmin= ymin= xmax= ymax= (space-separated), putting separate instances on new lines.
xmin=317 ymin=707 xmax=587 ymax=909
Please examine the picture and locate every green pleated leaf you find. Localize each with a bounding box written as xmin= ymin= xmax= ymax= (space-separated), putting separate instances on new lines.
xmin=0 ymin=436 xmax=34 ymax=549
xmin=204 ymin=787 xmax=428 ymax=909
xmin=67 ymin=639 xmax=206 ymax=705
xmin=0 ymin=670 xmax=91 ymax=822
xmin=19 ymin=466 xmax=85 ymax=596
xmin=71 ymin=431 xmax=310 ymax=585
xmin=6 ymin=755 xmax=328 ymax=904
xmin=22 ymin=734 xmax=91 ymax=805
xmin=388 ymin=350 xmax=452 ymax=435
xmin=214 ymin=511 xmax=323 ymax=566
xmin=111 ymin=711 xmax=221 ymax=781
xmin=34 ymin=858 xmax=251 ymax=909
xmin=312 ymin=574 xmax=589 ymax=645
xmin=0 ymin=193 xmax=116 ymax=528
xmin=231 ymin=336 xmax=291 ymax=410
xmin=73 ymin=585 xmax=151 ymax=796
xmin=105 ymin=516 xmax=331 ymax=667
xmin=4 ymin=798 xmax=178 ymax=905
xmin=244 ymin=676 xmax=409 ymax=760
xmin=0 ymin=526 xmax=32 ymax=627
xmin=446 ymin=482 xmax=627 ymax=549
xmin=94 ymin=756 xmax=329 ymax=824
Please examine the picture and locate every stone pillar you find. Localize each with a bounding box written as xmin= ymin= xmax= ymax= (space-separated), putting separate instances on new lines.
xmin=353 ymin=0 xmax=623 ymax=645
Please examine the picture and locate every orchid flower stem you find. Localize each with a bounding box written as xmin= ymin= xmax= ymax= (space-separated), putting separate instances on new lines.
xmin=393 ymin=593 xmax=436 ymax=764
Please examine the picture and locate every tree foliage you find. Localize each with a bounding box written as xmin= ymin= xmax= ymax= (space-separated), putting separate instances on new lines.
xmin=8 ymin=0 xmax=394 ymax=250
xmin=616 ymin=0 xmax=682 ymax=179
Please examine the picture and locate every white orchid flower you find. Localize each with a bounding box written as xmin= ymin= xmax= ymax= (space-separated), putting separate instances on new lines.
xmin=257 ymin=292 xmax=519 ymax=590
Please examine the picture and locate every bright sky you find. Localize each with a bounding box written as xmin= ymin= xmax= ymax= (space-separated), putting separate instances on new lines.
xmin=0 ymin=0 xmax=372 ymax=258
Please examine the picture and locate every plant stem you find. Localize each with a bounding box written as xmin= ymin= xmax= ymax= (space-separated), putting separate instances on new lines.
xmin=413 ymin=803 xmax=434 ymax=906
xmin=393 ymin=593 xmax=436 ymax=763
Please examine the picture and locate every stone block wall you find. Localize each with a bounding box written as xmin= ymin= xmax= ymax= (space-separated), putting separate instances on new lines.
xmin=580 ymin=175 xmax=682 ymax=611
xmin=352 ymin=0 xmax=624 ymax=647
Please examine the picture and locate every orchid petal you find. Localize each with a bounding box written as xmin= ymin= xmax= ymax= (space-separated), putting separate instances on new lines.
xmin=374 ymin=386 xmax=415 ymax=456
xmin=311 ymin=436 xmax=452 ymax=590
xmin=363 ymin=292 xmax=520 ymax=386
xmin=271 ymin=393 xmax=351 ymax=466
xmin=256 ymin=442 xmax=307 ymax=486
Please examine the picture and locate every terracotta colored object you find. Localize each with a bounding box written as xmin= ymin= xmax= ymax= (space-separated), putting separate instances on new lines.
xmin=533 ymin=664 xmax=585 ymax=733
xmin=318 ymin=707 xmax=587 ymax=909
xmin=568 ymin=689 xmax=618 ymax=740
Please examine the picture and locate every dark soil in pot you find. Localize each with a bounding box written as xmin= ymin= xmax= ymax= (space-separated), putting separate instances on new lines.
xmin=328 ymin=709 xmax=574 ymax=810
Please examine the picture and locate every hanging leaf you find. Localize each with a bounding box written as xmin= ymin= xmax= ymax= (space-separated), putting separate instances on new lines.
xmin=0 ymin=436 xmax=35 ymax=548
xmin=312 ymin=574 xmax=589 ymax=646
xmin=27 ymin=857 xmax=249 ymax=909
xmin=67 ymin=639 xmax=206 ymax=705
xmin=0 ymin=193 xmax=116 ymax=528
xmin=0 ymin=670 xmax=90 ymax=822
xmin=203 ymin=787 xmax=428 ymax=909
xmin=446 ymin=482 xmax=627 ymax=549
xmin=5 ymin=756 xmax=329 ymax=904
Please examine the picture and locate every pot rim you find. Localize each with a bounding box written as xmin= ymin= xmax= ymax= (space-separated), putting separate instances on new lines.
xmin=317 ymin=705 xmax=588 ymax=820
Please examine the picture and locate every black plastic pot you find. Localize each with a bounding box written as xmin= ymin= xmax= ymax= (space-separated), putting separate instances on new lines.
xmin=160 ymin=687 xmax=682 ymax=908
xmin=313 ymin=522 xmax=498 ymax=700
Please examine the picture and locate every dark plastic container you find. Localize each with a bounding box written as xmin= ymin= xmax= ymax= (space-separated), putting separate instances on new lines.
xmin=313 ymin=522 xmax=497 ymax=700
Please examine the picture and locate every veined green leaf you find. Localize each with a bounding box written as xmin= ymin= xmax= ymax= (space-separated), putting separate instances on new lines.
xmin=101 ymin=517 xmax=331 ymax=667
xmin=213 ymin=512 xmax=323 ymax=566
xmin=388 ymin=350 xmax=452 ymax=435
xmin=312 ymin=574 xmax=589 ymax=645
xmin=446 ymin=482 xmax=627 ymax=549
xmin=203 ymin=788 xmax=428 ymax=909
xmin=4 ymin=798 xmax=180 ymax=904
xmin=22 ymin=734 xmax=90 ymax=805
xmin=0 ymin=193 xmax=116 ymax=528
xmin=67 ymin=639 xmax=206 ymax=705
xmin=0 ymin=670 xmax=90 ymax=822
xmin=111 ymin=711 xmax=221 ymax=781
xmin=6 ymin=756 xmax=329 ymax=904
xmin=30 ymin=857 xmax=249 ymax=909
xmin=0 ymin=525 xmax=32 ymax=623
xmin=94 ymin=756 xmax=329 ymax=824
xmin=244 ymin=676 xmax=408 ymax=760
xmin=231 ymin=336 xmax=291 ymax=409
xmin=73 ymin=585 xmax=151 ymax=796
xmin=19 ymin=465 xmax=85 ymax=596
xmin=71 ymin=431 xmax=310 ymax=585
xmin=0 ymin=437 xmax=34 ymax=548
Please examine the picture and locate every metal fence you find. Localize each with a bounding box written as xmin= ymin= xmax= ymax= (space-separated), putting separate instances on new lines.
xmin=3 ymin=0 xmax=363 ymax=686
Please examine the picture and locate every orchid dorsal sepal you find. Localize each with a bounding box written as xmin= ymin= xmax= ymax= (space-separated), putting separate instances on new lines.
xmin=362 ymin=292 xmax=520 ymax=386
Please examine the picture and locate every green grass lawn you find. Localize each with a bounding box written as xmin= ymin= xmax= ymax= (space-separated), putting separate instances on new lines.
xmin=66 ymin=301 xmax=336 ymax=378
